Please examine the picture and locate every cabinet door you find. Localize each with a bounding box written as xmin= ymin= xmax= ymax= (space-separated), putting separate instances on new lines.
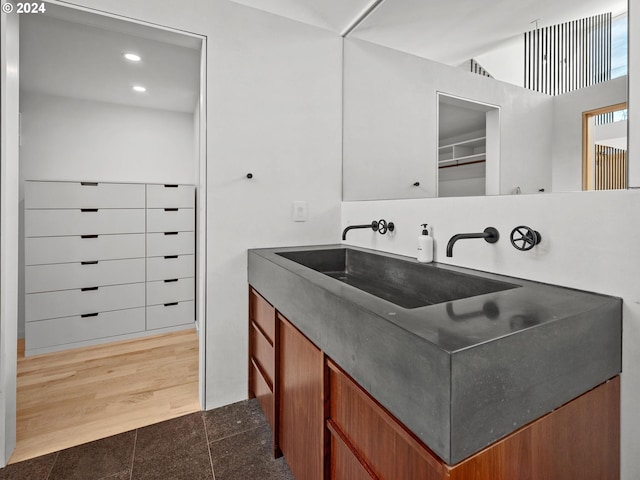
xmin=278 ymin=315 xmax=325 ymax=480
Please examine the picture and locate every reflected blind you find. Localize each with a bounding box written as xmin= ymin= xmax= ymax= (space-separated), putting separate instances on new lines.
xmin=524 ymin=13 xmax=612 ymax=96
xmin=595 ymin=145 xmax=627 ymax=190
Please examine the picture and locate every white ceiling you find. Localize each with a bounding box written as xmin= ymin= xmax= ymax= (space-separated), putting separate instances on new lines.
xmin=228 ymin=0 xmax=376 ymax=34
xmin=20 ymin=4 xmax=201 ymax=113
xmin=229 ymin=0 xmax=627 ymax=65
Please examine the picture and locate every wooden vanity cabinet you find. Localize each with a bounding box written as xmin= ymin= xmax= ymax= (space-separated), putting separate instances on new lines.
xmin=327 ymin=360 xmax=620 ymax=480
xmin=248 ymin=286 xmax=620 ymax=480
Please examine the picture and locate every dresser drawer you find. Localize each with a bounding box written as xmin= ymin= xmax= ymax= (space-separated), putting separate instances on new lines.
xmin=146 ymin=301 xmax=194 ymax=330
xmin=25 ymin=209 xmax=145 ymax=237
xmin=25 ymin=181 xmax=145 ymax=209
xmin=147 ymin=277 xmax=195 ymax=306
xmin=25 ymin=234 xmax=145 ymax=265
xmin=146 ymin=208 xmax=194 ymax=233
xmin=147 ymin=232 xmax=195 ymax=257
xmin=25 ymin=282 xmax=145 ymax=322
xmin=147 ymin=184 xmax=195 ymax=209
xmin=147 ymin=254 xmax=194 ymax=281
xmin=26 ymin=258 xmax=145 ymax=294
xmin=25 ymin=307 xmax=146 ymax=351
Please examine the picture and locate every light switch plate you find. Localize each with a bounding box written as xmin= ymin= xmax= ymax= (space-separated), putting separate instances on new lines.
xmin=292 ymin=201 xmax=307 ymax=222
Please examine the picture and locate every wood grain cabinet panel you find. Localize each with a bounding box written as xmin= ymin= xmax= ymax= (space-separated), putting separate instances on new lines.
xmin=248 ymin=288 xmax=279 ymax=456
xmin=278 ymin=315 xmax=325 ymax=480
xmin=328 ymin=361 xmax=443 ymax=480
xmin=328 ymin=426 xmax=374 ymax=480
xmin=249 ymin=289 xmax=276 ymax=343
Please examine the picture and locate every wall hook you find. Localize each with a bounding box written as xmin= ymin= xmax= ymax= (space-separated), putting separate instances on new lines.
xmin=246 ymin=173 xmax=253 ymax=179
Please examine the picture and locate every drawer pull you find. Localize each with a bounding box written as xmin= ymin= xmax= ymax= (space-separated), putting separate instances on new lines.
xmin=81 ymin=261 xmax=99 ymax=265
xmin=81 ymin=234 xmax=99 ymax=239
xmin=81 ymin=208 xmax=99 ymax=213
xmin=81 ymin=287 xmax=99 ymax=292
xmin=164 ymin=208 xmax=179 ymax=212
xmin=164 ymin=302 xmax=179 ymax=307
xmin=164 ymin=255 xmax=178 ymax=259
xmin=164 ymin=184 xmax=179 ymax=188
xmin=164 ymin=232 xmax=178 ymax=236
xmin=164 ymin=279 xmax=178 ymax=283
xmin=81 ymin=312 xmax=99 ymax=318
xmin=80 ymin=182 xmax=98 ymax=186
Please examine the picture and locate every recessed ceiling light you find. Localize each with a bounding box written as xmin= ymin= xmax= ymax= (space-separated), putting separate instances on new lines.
xmin=123 ymin=52 xmax=141 ymax=62
xmin=132 ymin=85 xmax=147 ymax=93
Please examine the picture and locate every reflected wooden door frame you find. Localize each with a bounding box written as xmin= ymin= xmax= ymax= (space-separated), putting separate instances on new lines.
xmin=582 ymin=102 xmax=627 ymax=190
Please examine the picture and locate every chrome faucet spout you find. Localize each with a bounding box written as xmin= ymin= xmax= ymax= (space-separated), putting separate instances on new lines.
xmin=446 ymin=227 xmax=499 ymax=257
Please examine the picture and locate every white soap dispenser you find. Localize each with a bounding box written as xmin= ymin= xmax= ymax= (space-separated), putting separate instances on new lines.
xmin=417 ymin=224 xmax=433 ymax=263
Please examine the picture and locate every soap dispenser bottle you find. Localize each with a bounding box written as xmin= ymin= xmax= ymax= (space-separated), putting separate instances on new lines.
xmin=417 ymin=224 xmax=433 ymax=263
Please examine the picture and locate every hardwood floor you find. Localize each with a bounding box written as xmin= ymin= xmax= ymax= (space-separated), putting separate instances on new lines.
xmin=10 ymin=329 xmax=200 ymax=464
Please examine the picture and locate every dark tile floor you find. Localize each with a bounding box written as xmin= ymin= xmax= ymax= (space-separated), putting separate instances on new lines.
xmin=0 ymin=399 xmax=294 ymax=480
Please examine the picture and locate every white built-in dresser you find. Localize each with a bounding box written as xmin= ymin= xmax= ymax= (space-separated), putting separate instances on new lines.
xmin=24 ymin=180 xmax=196 ymax=356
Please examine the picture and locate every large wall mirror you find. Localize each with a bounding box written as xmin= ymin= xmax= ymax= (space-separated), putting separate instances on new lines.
xmin=342 ymin=0 xmax=628 ymax=200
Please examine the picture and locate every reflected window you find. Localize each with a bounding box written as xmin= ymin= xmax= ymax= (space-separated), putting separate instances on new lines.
xmin=611 ymin=13 xmax=628 ymax=79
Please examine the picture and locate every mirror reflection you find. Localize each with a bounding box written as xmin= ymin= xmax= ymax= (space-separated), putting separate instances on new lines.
xmin=342 ymin=0 xmax=628 ymax=201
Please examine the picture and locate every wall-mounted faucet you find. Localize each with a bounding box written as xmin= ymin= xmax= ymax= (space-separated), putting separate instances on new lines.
xmin=342 ymin=219 xmax=394 ymax=241
xmin=446 ymin=227 xmax=499 ymax=257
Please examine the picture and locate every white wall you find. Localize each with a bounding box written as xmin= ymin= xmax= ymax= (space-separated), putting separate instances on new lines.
xmin=0 ymin=6 xmax=19 ymax=467
xmin=474 ymin=35 xmax=524 ymax=88
xmin=342 ymin=38 xmax=554 ymax=201
xmin=19 ymin=92 xmax=195 ymax=184
xmin=42 ymin=0 xmax=344 ymax=410
xmin=551 ymin=76 xmax=628 ymax=192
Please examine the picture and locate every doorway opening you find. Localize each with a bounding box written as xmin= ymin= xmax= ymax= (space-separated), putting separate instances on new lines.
xmin=582 ymin=102 xmax=628 ymax=190
xmin=10 ymin=2 xmax=207 ymax=463
xmin=437 ymin=93 xmax=500 ymax=197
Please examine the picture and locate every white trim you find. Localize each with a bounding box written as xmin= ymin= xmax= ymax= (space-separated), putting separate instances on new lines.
xmin=1 ymin=4 xmax=20 ymax=467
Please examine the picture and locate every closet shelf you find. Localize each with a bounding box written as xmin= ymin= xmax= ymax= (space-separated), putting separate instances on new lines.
xmin=438 ymin=153 xmax=486 ymax=168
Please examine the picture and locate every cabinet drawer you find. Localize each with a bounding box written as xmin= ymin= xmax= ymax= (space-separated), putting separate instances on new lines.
xmin=26 ymin=258 xmax=145 ymax=293
xmin=147 ymin=232 xmax=195 ymax=257
xmin=147 ymin=184 xmax=195 ymax=209
xmin=25 ymin=209 xmax=145 ymax=237
xmin=146 ymin=300 xmax=194 ymax=329
xmin=146 ymin=208 xmax=194 ymax=233
xmin=250 ymin=322 xmax=275 ymax=386
xmin=249 ymin=289 xmax=275 ymax=344
xmin=25 ymin=234 xmax=145 ymax=265
xmin=147 ymin=277 xmax=195 ymax=306
xmin=250 ymin=359 xmax=275 ymax=433
xmin=25 ymin=181 xmax=145 ymax=209
xmin=25 ymin=307 xmax=146 ymax=351
xmin=147 ymin=254 xmax=194 ymax=281
xmin=26 ymin=282 xmax=145 ymax=322
xmin=328 ymin=362 xmax=443 ymax=480
xmin=329 ymin=428 xmax=374 ymax=480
